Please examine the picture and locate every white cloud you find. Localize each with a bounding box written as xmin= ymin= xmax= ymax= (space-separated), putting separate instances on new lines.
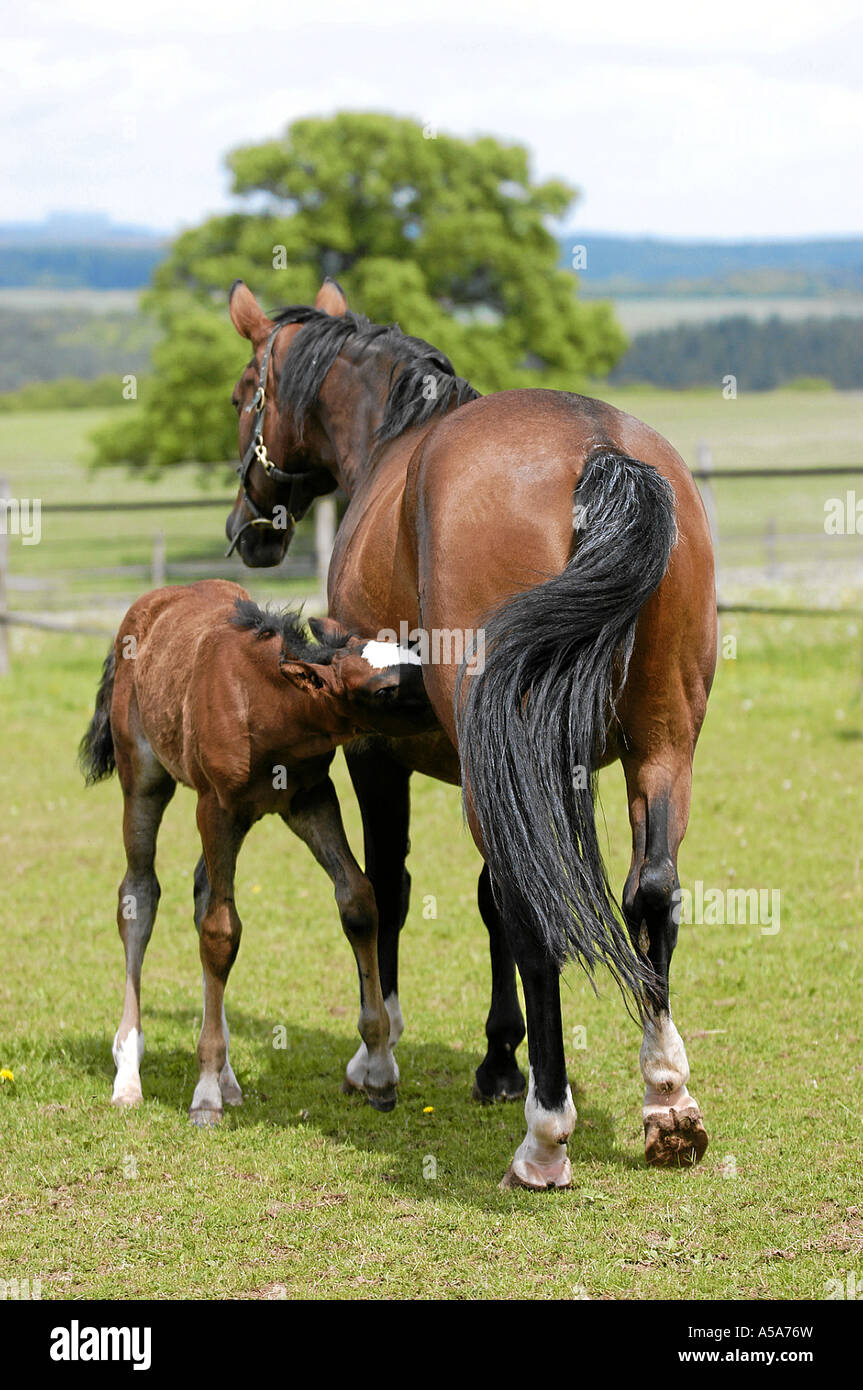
xmin=1 ymin=1 xmax=861 ymax=236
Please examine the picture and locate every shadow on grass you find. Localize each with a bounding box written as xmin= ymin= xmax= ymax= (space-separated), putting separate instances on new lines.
xmin=32 ymin=1008 xmax=644 ymax=1199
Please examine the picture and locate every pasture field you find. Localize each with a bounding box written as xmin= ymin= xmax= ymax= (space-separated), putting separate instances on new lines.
xmin=0 ymin=613 xmax=861 ymax=1300
xmin=2 ymin=387 xmax=861 ymax=621
xmin=604 ymin=295 xmax=863 ymax=335
xmin=0 ymin=390 xmax=861 ymax=1301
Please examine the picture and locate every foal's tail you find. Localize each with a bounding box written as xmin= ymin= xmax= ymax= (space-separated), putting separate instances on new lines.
xmin=79 ymin=644 xmax=117 ymax=784
xmin=456 ymin=449 xmax=677 ymax=1007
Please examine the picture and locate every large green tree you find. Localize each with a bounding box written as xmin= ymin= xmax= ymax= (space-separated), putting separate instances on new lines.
xmin=94 ymin=112 xmax=626 ymax=470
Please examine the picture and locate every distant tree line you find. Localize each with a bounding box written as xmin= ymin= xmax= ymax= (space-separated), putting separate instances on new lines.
xmin=610 ymin=315 xmax=863 ymax=389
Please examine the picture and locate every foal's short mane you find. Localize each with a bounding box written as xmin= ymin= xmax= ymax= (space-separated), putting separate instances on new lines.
xmin=270 ymin=304 xmax=479 ymax=443
xmin=230 ymin=599 xmax=350 ymax=665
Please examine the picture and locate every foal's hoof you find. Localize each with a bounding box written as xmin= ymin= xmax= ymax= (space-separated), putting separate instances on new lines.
xmin=219 ymin=1065 xmax=244 ymax=1107
xmin=366 ymin=1090 xmax=398 ymax=1114
xmin=644 ymin=1106 xmax=708 ymax=1168
xmin=499 ymin=1153 xmax=572 ymax=1191
xmin=342 ymin=1076 xmax=398 ymax=1112
xmin=472 ymin=1059 xmax=527 ymax=1104
xmin=189 ymin=1106 xmax=223 ymax=1128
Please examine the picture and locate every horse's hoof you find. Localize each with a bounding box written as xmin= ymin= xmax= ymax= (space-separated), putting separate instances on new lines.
xmin=111 ymin=1088 xmax=142 ymax=1109
xmin=189 ymin=1106 xmax=223 ymax=1128
xmin=644 ymin=1105 xmax=708 ymax=1167
xmin=499 ymin=1153 xmax=572 ymax=1191
xmin=366 ymin=1092 xmax=398 ymax=1113
xmin=472 ymin=1077 xmax=526 ymax=1104
xmin=219 ymin=1078 xmax=244 ymax=1107
xmin=472 ymin=1059 xmax=527 ymax=1103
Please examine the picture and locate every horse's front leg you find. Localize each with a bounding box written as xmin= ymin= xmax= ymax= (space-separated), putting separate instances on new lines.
xmin=283 ymin=778 xmax=398 ymax=1110
xmin=189 ymin=795 xmax=249 ymax=1126
xmin=192 ymin=854 xmax=243 ymax=1108
xmin=499 ymin=913 xmax=576 ymax=1190
xmin=622 ymin=754 xmax=708 ymax=1167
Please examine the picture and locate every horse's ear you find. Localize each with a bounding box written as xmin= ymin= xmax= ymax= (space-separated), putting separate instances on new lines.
xmin=229 ymin=280 xmax=274 ymax=345
xmin=308 ymin=615 xmax=350 ymax=646
xmin=314 ymin=278 xmax=348 ymax=317
xmin=278 ymin=660 xmax=337 ymax=694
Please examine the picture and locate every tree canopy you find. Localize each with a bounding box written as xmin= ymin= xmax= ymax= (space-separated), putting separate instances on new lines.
xmin=94 ymin=112 xmax=626 ymax=470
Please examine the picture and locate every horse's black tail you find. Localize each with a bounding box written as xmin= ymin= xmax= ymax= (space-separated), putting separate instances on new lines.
xmin=456 ymin=449 xmax=678 ymax=1007
xmin=79 ymin=644 xmax=117 ymax=784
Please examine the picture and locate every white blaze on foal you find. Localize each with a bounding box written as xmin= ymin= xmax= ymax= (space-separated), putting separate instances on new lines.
xmin=501 ymin=1067 xmax=576 ymax=1190
xmin=361 ymin=641 xmax=422 ymax=670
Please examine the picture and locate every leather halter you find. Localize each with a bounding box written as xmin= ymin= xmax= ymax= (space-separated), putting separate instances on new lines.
xmin=226 ymin=321 xmax=322 ymax=557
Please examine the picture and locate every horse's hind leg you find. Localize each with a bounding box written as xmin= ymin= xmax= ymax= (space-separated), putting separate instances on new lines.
xmin=190 ymin=795 xmax=249 ymax=1126
xmin=192 ymin=854 xmax=243 ymax=1107
xmin=112 ymin=762 xmax=175 ymax=1106
xmin=282 ymin=777 xmax=398 ymax=1111
xmin=621 ymin=751 xmax=708 ymax=1167
xmin=344 ymin=745 xmax=409 ymax=1088
xmin=472 ymin=866 xmax=526 ymax=1102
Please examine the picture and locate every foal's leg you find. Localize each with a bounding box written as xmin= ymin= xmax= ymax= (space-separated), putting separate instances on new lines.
xmin=622 ymin=752 xmax=708 ymax=1167
xmin=112 ymin=762 xmax=175 ymax=1105
xmin=499 ymin=913 xmax=576 ymax=1190
xmin=189 ymin=795 xmax=249 ymax=1125
xmin=472 ymin=866 xmax=527 ymax=1102
xmin=282 ymin=777 xmax=398 ymax=1110
xmin=344 ymin=745 xmax=410 ymax=1085
xmin=192 ymin=854 xmax=243 ymax=1107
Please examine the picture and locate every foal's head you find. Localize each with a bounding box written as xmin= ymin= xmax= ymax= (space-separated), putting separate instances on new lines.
xmin=232 ymin=601 xmax=434 ymax=740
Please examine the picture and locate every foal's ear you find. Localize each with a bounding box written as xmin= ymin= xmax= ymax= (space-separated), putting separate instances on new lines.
xmin=278 ymin=660 xmax=337 ymax=694
xmin=314 ymin=278 xmax=348 ymax=317
xmin=229 ymin=280 xmax=274 ymax=346
xmin=308 ymin=615 xmax=350 ymax=646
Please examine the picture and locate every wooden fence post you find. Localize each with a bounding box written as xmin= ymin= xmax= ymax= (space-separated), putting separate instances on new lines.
xmin=696 ymin=440 xmax=720 ymax=574
xmin=0 ymin=477 xmax=9 ymax=676
xmin=315 ymin=497 xmax=336 ymax=607
xmin=151 ymin=530 xmax=166 ymax=588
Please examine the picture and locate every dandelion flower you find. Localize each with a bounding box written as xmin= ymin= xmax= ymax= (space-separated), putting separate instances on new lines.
xmin=0 ymin=1068 xmax=14 ymax=1083
xmin=422 ymin=1105 xmax=434 ymax=1114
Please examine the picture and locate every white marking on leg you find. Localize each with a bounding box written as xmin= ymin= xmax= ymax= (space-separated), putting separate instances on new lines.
xmin=505 ymin=1067 xmax=576 ymax=1189
xmin=384 ymin=992 xmax=403 ymax=1047
xmin=218 ymin=1001 xmax=243 ymax=1105
xmin=346 ymin=991 xmax=403 ymax=1090
xmin=361 ymin=640 xmax=422 ymax=669
xmin=640 ymin=1009 xmax=691 ymax=1109
xmin=111 ymin=1027 xmax=144 ymax=1105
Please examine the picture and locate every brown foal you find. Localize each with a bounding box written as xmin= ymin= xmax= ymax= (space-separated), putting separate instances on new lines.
xmin=80 ymin=579 xmax=431 ymax=1123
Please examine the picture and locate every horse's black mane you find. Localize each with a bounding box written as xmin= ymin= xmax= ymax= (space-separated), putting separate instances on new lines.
xmin=270 ymin=304 xmax=479 ymax=443
xmin=230 ymin=599 xmax=353 ymax=665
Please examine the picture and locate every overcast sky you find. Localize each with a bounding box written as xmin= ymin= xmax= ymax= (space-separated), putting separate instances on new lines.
xmin=3 ymin=0 xmax=861 ymax=240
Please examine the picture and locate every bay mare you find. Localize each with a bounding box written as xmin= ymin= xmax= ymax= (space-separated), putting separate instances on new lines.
xmin=80 ymin=579 xmax=432 ymax=1122
xmin=224 ymin=280 xmax=717 ymax=1188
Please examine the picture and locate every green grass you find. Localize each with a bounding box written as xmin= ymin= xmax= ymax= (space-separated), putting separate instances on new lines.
xmin=3 ymin=390 xmax=861 ymax=618
xmin=1 ymin=390 xmax=861 ymax=1299
xmin=0 ymin=409 xmax=318 ymax=613
xmin=0 ymin=616 xmax=861 ymax=1300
